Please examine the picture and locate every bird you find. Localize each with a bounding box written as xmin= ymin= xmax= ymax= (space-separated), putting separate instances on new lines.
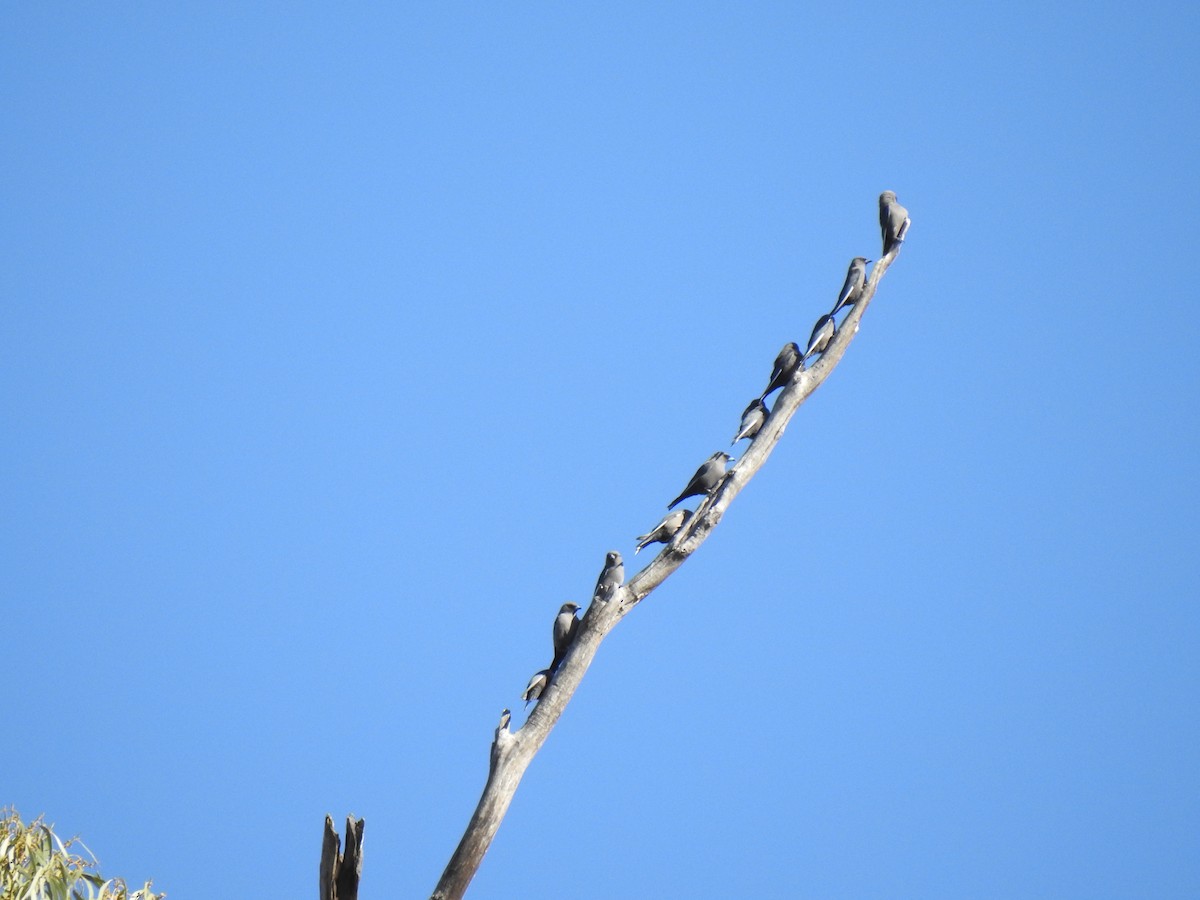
xmin=594 ymin=551 xmax=624 ymax=601
xmin=635 ymin=509 xmax=693 ymax=555
xmin=760 ymin=342 xmax=802 ymax=399
xmin=879 ymin=190 xmax=911 ymax=256
xmin=731 ymin=397 xmax=768 ymax=444
xmin=523 ymin=669 xmax=550 ymax=708
xmin=668 ymin=451 xmax=731 ymax=510
xmin=831 ymin=257 xmax=870 ymax=317
xmin=551 ymin=602 xmax=581 ymax=670
xmin=804 ymin=314 xmax=836 ymax=362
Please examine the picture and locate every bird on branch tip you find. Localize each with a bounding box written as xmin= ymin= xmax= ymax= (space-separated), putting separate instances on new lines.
xmin=879 ymin=190 xmax=911 ymax=256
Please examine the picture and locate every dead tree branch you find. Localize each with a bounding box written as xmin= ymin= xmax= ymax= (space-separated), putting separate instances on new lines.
xmin=428 ymin=195 xmax=908 ymax=900
xmin=319 ymin=815 xmax=364 ymax=900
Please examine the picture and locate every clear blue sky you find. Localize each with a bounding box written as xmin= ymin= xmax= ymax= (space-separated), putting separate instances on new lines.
xmin=4 ymin=3 xmax=1198 ymax=898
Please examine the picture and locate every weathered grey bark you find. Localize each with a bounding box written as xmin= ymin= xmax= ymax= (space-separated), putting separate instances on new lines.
xmin=430 ymin=200 xmax=908 ymax=900
xmin=319 ymin=814 xmax=364 ymax=900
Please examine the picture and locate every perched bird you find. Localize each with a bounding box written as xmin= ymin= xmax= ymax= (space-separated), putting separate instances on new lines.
xmin=668 ymin=451 xmax=731 ymax=510
xmin=635 ymin=509 xmax=693 ymax=555
xmin=731 ymin=397 xmax=768 ymax=444
xmin=831 ymin=257 xmax=870 ymax=317
xmin=523 ymin=669 xmax=550 ymax=708
xmin=593 ymin=550 xmax=624 ymax=602
xmin=760 ymin=342 xmax=802 ymax=399
xmin=551 ymin=602 xmax=581 ymax=670
xmin=879 ymin=191 xmax=911 ymax=256
xmin=804 ymin=314 xmax=836 ymax=361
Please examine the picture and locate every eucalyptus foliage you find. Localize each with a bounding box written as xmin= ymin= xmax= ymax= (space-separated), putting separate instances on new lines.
xmin=0 ymin=809 xmax=163 ymax=900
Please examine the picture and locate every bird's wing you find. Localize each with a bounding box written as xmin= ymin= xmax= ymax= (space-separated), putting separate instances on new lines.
xmin=835 ymin=271 xmax=855 ymax=307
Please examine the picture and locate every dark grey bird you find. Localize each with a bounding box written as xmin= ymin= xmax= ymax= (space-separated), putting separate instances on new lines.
xmin=668 ymin=451 xmax=731 ymax=510
xmin=523 ymin=669 xmax=550 ymax=708
xmin=760 ymin=342 xmax=802 ymax=399
xmin=496 ymin=708 xmax=511 ymax=733
xmin=551 ymin=602 xmax=581 ymax=671
xmin=635 ymin=509 xmax=693 ymax=555
xmin=804 ymin=314 xmax=836 ymax=362
xmin=831 ymin=257 xmax=870 ymax=317
xmin=732 ymin=397 xmax=768 ymax=444
xmin=879 ymin=191 xmax=911 ymax=256
xmin=593 ymin=550 xmax=624 ymax=601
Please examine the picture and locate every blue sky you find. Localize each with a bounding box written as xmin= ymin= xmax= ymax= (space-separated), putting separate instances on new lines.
xmin=3 ymin=3 xmax=1198 ymax=898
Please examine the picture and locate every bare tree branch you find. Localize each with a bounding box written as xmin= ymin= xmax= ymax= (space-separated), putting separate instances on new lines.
xmin=431 ymin=200 xmax=907 ymax=899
